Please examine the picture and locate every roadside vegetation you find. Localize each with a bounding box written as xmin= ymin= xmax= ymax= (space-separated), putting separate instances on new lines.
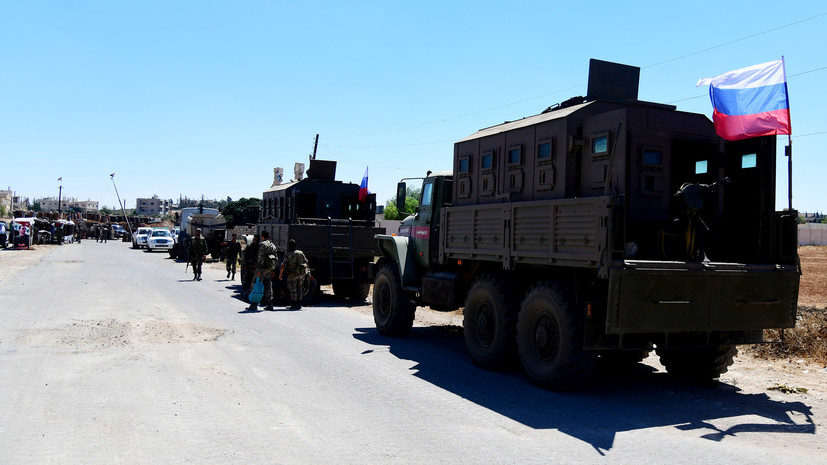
xmin=749 ymin=246 xmax=827 ymax=365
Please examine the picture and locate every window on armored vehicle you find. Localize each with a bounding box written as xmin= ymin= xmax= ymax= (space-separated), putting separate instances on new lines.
xmin=537 ymin=140 xmax=554 ymax=162
xmin=742 ymin=153 xmax=757 ymax=169
xmin=508 ymin=146 xmax=521 ymax=165
xmin=421 ymin=182 xmax=433 ymax=207
xmin=695 ymin=160 xmax=708 ymax=174
xmin=459 ymin=157 xmax=470 ymax=173
xmin=481 ymin=151 xmax=494 ymax=170
xmin=643 ymin=149 xmax=663 ymax=166
xmin=592 ymin=135 xmax=609 ymax=154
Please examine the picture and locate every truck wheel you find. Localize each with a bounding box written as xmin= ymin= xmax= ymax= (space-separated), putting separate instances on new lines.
xmin=463 ymin=275 xmax=519 ymax=369
xmin=373 ymin=264 xmax=415 ymax=336
xmin=656 ymin=344 xmax=737 ymax=380
xmin=517 ymin=282 xmax=594 ymax=391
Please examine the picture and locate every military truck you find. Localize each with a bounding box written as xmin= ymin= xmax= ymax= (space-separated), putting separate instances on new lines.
xmin=257 ymin=159 xmax=385 ymax=300
xmin=372 ymin=59 xmax=800 ymax=390
xmin=169 ymin=206 xmax=223 ymax=260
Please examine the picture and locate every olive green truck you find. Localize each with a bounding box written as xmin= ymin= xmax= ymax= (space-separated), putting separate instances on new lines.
xmin=371 ymin=60 xmax=800 ymax=390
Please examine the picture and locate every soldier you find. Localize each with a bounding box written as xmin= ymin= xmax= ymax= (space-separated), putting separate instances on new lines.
xmin=225 ymin=233 xmax=242 ymax=280
xmin=279 ymin=239 xmax=309 ymax=310
xmin=241 ymin=234 xmax=260 ymax=298
xmin=248 ymin=230 xmax=277 ymax=311
xmin=189 ymin=228 xmax=208 ymax=281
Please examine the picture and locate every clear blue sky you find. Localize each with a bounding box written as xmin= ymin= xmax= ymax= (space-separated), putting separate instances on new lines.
xmin=2 ymin=2 xmax=825 ymax=213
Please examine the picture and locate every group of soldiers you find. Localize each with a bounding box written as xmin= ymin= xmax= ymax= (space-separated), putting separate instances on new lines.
xmin=93 ymin=223 xmax=112 ymax=243
xmin=187 ymin=228 xmax=310 ymax=311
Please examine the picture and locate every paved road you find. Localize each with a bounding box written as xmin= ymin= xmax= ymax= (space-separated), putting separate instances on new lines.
xmin=0 ymin=241 xmax=824 ymax=464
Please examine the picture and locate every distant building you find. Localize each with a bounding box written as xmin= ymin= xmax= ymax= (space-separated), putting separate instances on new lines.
xmin=35 ymin=196 xmax=99 ymax=213
xmin=0 ymin=189 xmax=13 ymax=213
xmin=136 ymin=196 xmax=170 ymax=217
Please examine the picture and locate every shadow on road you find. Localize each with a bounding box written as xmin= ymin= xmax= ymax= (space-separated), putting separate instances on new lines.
xmin=353 ymin=326 xmax=816 ymax=454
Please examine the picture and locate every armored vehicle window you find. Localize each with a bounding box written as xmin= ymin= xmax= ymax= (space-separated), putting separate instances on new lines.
xmin=421 ymin=182 xmax=434 ymax=206
xmin=459 ymin=157 xmax=470 ymax=173
xmin=695 ymin=160 xmax=708 ymax=174
xmin=508 ymin=146 xmax=521 ymax=165
xmin=742 ymin=153 xmax=757 ymax=169
xmin=537 ymin=140 xmax=553 ymax=162
xmin=481 ymin=153 xmax=493 ymax=170
xmin=643 ymin=149 xmax=663 ymax=166
xmin=592 ymin=135 xmax=608 ymax=154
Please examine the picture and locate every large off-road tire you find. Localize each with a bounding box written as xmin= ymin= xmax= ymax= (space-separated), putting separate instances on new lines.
xmin=463 ymin=274 xmax=519 ymax=369
xmin=373 ymin=264 xmax=415 ymax=336
xmin=656 ymin=343 xmax=738 ymax=380
xmin=517 ymin=282 xmax=594 ymax=391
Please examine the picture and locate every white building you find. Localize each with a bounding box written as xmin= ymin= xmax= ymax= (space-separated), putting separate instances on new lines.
xmin=136 ymin=196 xmax=170 ymax=217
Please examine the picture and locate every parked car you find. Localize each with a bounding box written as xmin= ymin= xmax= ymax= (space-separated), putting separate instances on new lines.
xmin=146 ymin=228 xmax=175 ymax=252
xmin=132 ymin=227 xmax=153 ymax=249
xmin=112 ymin=224 xmax=126 ymax=239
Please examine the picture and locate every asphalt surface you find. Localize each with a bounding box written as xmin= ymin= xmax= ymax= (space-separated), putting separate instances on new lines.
xmin=0 ymin=241 xmax=824 ymax=464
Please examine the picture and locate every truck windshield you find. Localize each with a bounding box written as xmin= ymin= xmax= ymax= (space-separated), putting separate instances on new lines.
xmin=421 ymin=182 xmax=433 ymax=206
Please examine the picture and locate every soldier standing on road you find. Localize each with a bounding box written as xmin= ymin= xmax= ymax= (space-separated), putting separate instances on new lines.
xmin=189 ymin=228 xmax=208 ymax=281
xmin=279 ymin=239 xmax=308 ymax=310
xmin=241 ymin=234 xmax=260 ymax=299
xmin=102 ymin=223 xmax=109 ymax=243
xmin=248 ymin=230 xmax=277 ymax=311
xmin=224 ymin=233 xmax=242 ymax=280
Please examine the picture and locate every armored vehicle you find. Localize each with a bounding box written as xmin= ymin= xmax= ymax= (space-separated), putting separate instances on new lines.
xmin=372 ymin=59 xmax=800 ymax=390
xmin=257 ymin=159 xmax=385 ymax=300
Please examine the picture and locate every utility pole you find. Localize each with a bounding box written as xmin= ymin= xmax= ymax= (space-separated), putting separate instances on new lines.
xmin=110 ymin=173 xmax=134 ymax=238
xmin=58 ymin=178 xmax=63 ymax=215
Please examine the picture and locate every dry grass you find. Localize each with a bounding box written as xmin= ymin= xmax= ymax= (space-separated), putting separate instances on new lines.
xmin=752 ymin=307 xmax=827 ymax=366
xmin=748 ymin=246 xmax=827 ymax=365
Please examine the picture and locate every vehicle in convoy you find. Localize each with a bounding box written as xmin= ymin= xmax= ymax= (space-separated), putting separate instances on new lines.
xmin=257 ymin=159 xmax=385 ymax=300
xmin=171 ymin=227 xmax=180 ymax=243
xmin=147 ymin=228 xmax=175 ymax=252
xmin=168 ymin=207 xmax=224 ymax=260
xmin=112 ymin=224 xmax=126 ymax=239
xmin=0 ymin=221 xmax=7 ymax=248
xmin=132 ymin=227 xmax=153 ymax=249
xmin=372 ymin=59 xmax=800 ymax=390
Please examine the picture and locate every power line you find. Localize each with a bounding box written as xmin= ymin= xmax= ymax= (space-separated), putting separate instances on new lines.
xmin=326 ymin=11 xmax=827 ymax=143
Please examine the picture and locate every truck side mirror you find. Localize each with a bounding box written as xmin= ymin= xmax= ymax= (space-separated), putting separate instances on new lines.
xmin=396 ymin=182 xmax=406 ymax=211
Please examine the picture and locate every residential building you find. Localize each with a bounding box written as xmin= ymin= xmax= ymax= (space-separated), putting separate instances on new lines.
xmin=136 ymin=196 xmax=170 ymax=217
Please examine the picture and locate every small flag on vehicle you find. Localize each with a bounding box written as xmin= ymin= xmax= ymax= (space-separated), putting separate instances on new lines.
xmin=359 ymin=167 xmax=370 ymax=202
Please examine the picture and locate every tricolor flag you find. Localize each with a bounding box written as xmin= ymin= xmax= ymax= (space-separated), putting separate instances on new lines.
xmin=358 ymin=167 xmax=370 ymax=202
xmin=696 ymin=59 xmax=791 ymax=141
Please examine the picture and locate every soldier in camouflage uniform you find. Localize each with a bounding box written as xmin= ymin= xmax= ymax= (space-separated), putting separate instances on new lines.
xmin=189 ymin=228 xmax=208 ymax=281
xmin=279 ymin=239 xmax=308 ymax=310
xmin=248 ymin=230 xmax=278 ymax=311
xmin=224 ymin=233 xmax=242 ymax=280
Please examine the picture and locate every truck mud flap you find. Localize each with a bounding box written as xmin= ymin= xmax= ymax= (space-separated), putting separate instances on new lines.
xmin=606 ymin=263 xmax=799 ymax=334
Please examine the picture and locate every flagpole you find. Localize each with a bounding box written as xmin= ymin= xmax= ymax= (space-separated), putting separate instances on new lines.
xmin=782 ymin=56 xmax=793 ymax=212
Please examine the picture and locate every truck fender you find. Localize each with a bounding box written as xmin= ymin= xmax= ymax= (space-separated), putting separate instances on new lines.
xmin=375 ymin=234 xmax=418 ymax=287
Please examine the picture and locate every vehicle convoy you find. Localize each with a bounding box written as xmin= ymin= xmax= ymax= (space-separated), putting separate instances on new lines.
xmin=257 ymin=159 xmax=385 ymax=300
xmin=132 ymin=227 xmax=153 ymax=248
xmin=372 ymin=59 xmax=800 ymax=390
xmin=146 ymin=228 xmax=175 ymax=252
xmin=168 ymin=206 xmax=223 ymax=260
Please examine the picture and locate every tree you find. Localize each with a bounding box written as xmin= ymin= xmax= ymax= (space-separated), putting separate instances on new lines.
xmin=31 ymin=202 xmax=42 ymax=212
xmin=383 ymin=187 xmax=420 ymax=220
xmin=222 ymin=198 xmax=262 ymax=227
xmin=100 ymin=206 xmax=113 ymax=215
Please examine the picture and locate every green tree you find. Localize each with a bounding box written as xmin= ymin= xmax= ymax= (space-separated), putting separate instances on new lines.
xmin=383 ymin=187 xmax=420 ymax=220
xmin=222 ymin=198 xmax=261 ymax=227
xmin=0 ymin=205 xmax=6 ymax=217
xmin=31 ymin=202 xmax=42 ymax=212
xmin=100 ymin=206 xmax=113 ymax=215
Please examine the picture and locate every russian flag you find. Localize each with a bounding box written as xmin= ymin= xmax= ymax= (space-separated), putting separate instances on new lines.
xmin=697 ymin=59 xmax=791 ymax=141
xmin=359 ymin=167 xmax=369 ymax=202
